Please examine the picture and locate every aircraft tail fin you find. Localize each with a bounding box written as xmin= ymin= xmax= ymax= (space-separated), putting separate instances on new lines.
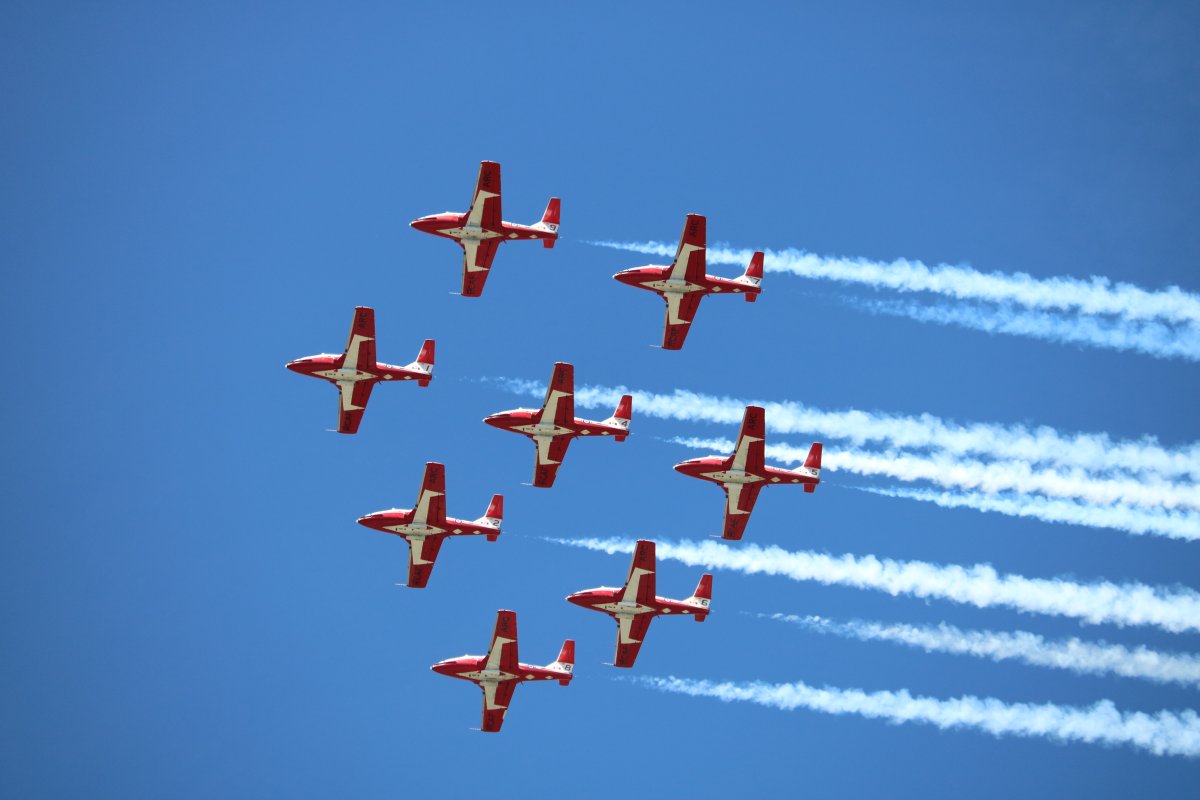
xmin=796 ymin=442 xmax=822 ymax=491
xmin=602 ymin=394 xmax=633 ymax=442
xmin=736 ymin=251 xmax=764 ymax=302
xmin=547 ymin=639 xmax=575 ymax=684
xmin=476 ymin=494 xmax=503 ymax=540
xmin=687 ymin=574 xmax=713 ymax=621
xmin=532 ymin=197 xmax=560 ymax=246
xmin=403 ymin=339 xmax=436 ymax=386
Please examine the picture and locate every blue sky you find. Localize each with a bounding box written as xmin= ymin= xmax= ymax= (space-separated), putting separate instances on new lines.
xmin=3 ymin=1 xmax=1200 ymax=797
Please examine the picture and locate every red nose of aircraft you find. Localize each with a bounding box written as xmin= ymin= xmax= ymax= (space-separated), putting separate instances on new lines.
xmin=430 ymin=659 xmax=455 ymax=676
xmin=356 ymin=512 xmax=383 ymax=530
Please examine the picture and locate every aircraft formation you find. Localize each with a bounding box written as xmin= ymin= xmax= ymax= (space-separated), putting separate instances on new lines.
xmin=287 ymin=161 xmax=823 ymax=731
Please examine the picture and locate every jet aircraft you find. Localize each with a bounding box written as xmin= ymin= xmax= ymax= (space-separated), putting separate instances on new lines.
xmin=567 ymin=539 xmax=712 ymax=668
xmin=613 ymin=213 xmax=763 ymax=349
xmin=285 ymin=306 xmax=433 ymax=434
xmin=357 ymin=462 xmax=502 ymax=588
xmin=431 ymin=610 xmax=574 ymax=732
xmin=484 ymin=362 xmax=632 ymax=487
xmin=410 ymin=160 xmax=560 ymax=297
xmin=674 ymin=405 xmax=821 ymax=540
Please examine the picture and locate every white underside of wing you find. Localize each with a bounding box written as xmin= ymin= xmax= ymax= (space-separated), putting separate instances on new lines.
xmin=338 ymin=381 xmax=361 ymax=411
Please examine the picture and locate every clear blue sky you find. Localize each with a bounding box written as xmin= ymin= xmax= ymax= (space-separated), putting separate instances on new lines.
xmin=3 ymin=2 xmax=1199 ymax=797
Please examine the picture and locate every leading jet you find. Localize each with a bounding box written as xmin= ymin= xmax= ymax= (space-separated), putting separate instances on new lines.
xmin=285 ymin=306 xmax=434 ymax=434
xmin=411 ymin=160 xmax=560 ymax=297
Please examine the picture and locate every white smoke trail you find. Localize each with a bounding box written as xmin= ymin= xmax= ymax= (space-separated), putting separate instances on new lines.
xmin=550 ymin=538 xmax=1200 ymax=634
xmin=853 ymin=485 xmax=1200 ymax=541
xmin=492 ymin=378 xmax=1200 ymax=482
xmin=763 ymin=613 xmax=1200 ymax=689
xmin=590 ymin=239 xmax=1200 ymax=326
xmin=635 ymin=675 xmax=1200 ymax=757
xmin=671 ymin=436 xmax=1200 ymax=513
xmin=851 ymin=298 xmax=1200 ymax=362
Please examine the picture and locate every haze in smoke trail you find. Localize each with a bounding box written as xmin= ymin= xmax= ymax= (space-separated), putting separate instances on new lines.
xmin=589 ymin=239 xmax=1200 ymax=324
xmin=635 ymin=675 xmax=1200 ymax=758
xmin=670 ymin=436 xmax=1200 ymax=513
xmin=852 ymin=485 xmax=1200 ymax=541
xmin=549 ymin=537 xmax=1200 ymax=634
xmin=848 ymin=297 xmax=1200 ymax=361
xmin=492 ymin=378 xmax=1200 ymax=481
xmin=760 ymin=613 xmax=1200 ymax=689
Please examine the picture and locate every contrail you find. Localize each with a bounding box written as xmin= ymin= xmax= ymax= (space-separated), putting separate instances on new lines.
xmin=853 ymin=485 xmax=1200 ymax=541
xmin=635 ymin=675 xmax=1200 ymax=757
xmin=851 ymin=297 xmax=1200 ymax=362
xmin=590 ymin=239 xmax=1200 ymax=326
xmin=550 ymin=538 xmax=1200 ymax=634
xmin=762 ymin=613 xmax=1200 ymax=689
xmin=492 ymin=379 xmax=1200 ymax=482
xmin=671 ymin=436 xmax=1200 ymax=513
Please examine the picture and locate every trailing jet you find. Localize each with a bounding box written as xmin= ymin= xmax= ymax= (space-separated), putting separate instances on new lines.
xmin=613 ymin=214 xmax=763 ymax=350
xmin=484 ymin=362 xmax=632 ymax=488
xmin=357 ymin=462 xmax=502 ymax=589
xmin=674 ymin=405 xmax=821 ymax=540
xmin=410 ymin=160 xmax=560 ymax=297
xmin=285 ymin=306 xmax=433 ymax=434
xmin=567 ymin=539 xmax=712 ymax=668
xmin=431 ymin=610 xmax=574 ymax=732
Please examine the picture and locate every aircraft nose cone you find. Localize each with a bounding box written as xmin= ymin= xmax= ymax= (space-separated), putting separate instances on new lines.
xmin=565 ymin=593 xmax=586 ymax=607
xmin=430 ymin=660 xmax=452 ymax=675
xmin=285 ymin=360 xmax=303 ymax=373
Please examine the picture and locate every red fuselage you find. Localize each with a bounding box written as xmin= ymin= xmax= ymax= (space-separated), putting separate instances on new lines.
xmin=285 ymin=355 xmax=431 ymax=387
xmin=673 ymin=455 xmax=818 ymax=488
xmin=357 ymin=510 xmax=498 ymax=542
xmin=431 ymin=656 xmax=572 ymax=687
xmin=566 ymin=588 xmax=709 ymax=621
xmin=410 ymin=214 xmax=556 ymax=245
xmin=483 ymin=408 xmax=629 ymax=441
xmin=613 ymin=266 xmax=762 ymax=300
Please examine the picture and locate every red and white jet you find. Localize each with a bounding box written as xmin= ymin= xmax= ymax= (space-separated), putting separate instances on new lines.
xmin=356 ymin=462 xmax=502 ymax=589
xmin=431 ymin=610 xmax=574 ymax=732
xmin=567 ymin=540 xmax=712 ymax=668
xmin=410 ymin=161 xmax=560 ymax=297
xmin=613 ymin=214 xmax=763 ymax=350
xmin=484 ymin=362 xmax=632 ymax=488
xmin=285 ymin=306 xmax=434 ymax=434
xmin=674 ymin=405 xmax=822 ymax=540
